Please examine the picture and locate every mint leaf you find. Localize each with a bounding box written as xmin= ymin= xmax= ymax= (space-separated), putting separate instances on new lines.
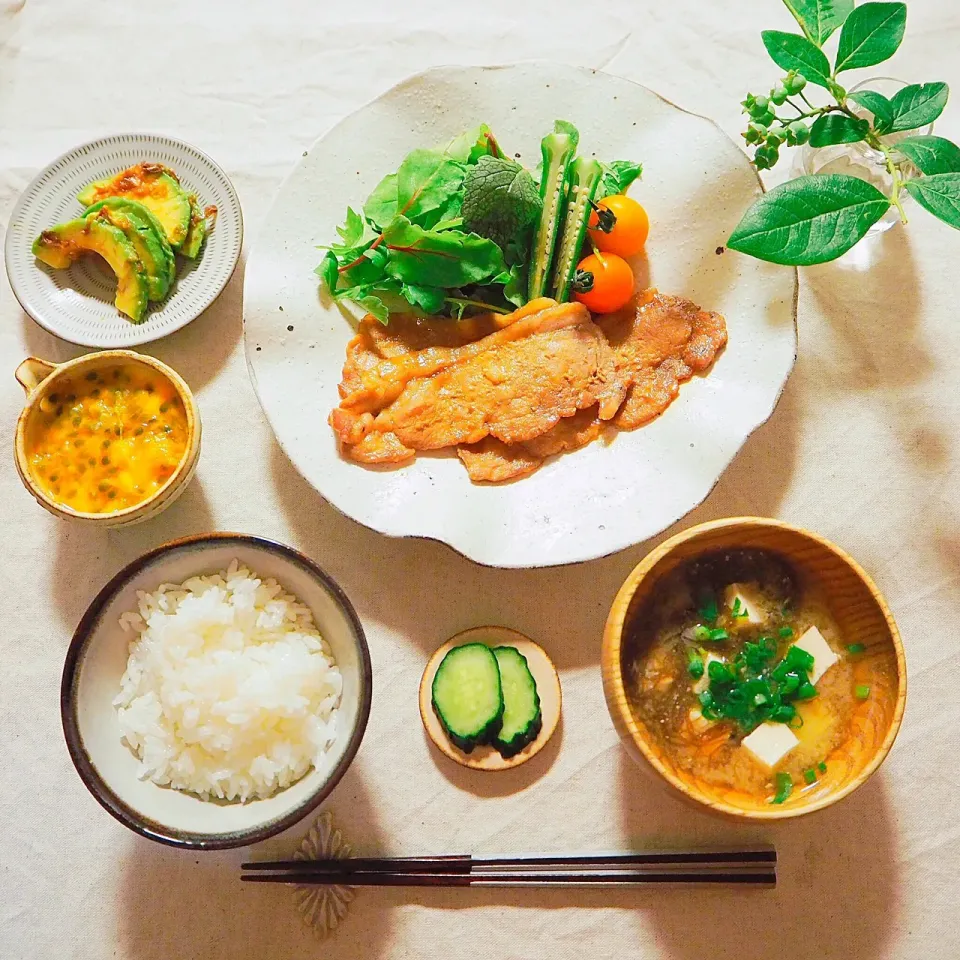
xmin=835 ymin=2 xmax=906 ymax=73
xmin=396 ymin=149 xmax=466 ymax=224
xmin=848 ymin=90 xmax=894 ymax=133
xmin=905 ymin=173 xmax=960 ymax=230
xmin=400 ymin=283 xmax=446 ymax=313
xmin=727 ymin=174 xmax=890 ymax=265
xmin=363 ymin=173 xmax=398 ymax=228
xmin=781 ymin=0 xmax=853 ymax=45
xmin=461 ymin=156 xmax=540 ymax=249
xmin=895 ymin=135 xmax=960 ymax=174
xmin=382 ymin=216 xmax=505 ymax=287
xmin=809 ymin=114 xmax=869 ymax=147
xmin=761 ymin=30 xmax=833 ymax=89
xmin=315 ymin=250 xmax=339 ymax=294
xmin=597 ymin=160 xmax=643 ymax=199
xmin=887 ymin=82 xmax=949 ymax=133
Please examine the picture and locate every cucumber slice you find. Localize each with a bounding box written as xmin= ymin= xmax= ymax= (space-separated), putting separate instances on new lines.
xmin=527 ymin=122 xmax=579 ymax=300
xmin=431 ymin=643 xmax=503 ymax=752
xmin=548 ymin=157 xmax=602 ymax=302
xmin=492 ymin=646 xmax=542 ymax=757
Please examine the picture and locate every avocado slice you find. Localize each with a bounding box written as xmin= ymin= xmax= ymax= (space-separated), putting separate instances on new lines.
xmin=77 ymin=163 xmax=191 ymax=251
xmin=82 ymin=198 xmax=175 ymax=300
xmin=33 ymin=217 xmax=149 ymax=322
xmin=180 ymin=194 xmax=207 ymax=259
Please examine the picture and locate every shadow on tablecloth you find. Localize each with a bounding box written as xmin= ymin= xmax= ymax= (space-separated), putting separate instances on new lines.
xmin=114 ymin=767 xmax=393 ymax=959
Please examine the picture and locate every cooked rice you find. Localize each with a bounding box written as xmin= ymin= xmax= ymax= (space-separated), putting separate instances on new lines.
xmin=114 ymin=559 xmax=342 ymax=801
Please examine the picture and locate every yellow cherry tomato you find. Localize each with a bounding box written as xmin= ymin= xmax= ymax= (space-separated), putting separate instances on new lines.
xmin=573 ymin=252 xmax=634 ymax=314
xmin=588 ymin=194 xmax=649 ymax=257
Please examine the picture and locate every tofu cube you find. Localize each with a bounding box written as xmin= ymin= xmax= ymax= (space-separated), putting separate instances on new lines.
xmin=692 ymin=653 xmax=723 ymax=695
xmin=793 ymin=626 xmax=839 ymax=685
xmin=741 ymin=721 xmax=799 ymax=769
xmin=723 ymin=582 xmax=765 ymax=630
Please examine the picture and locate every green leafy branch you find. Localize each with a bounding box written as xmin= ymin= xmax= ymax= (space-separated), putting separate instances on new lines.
xmin=728 ymin=1 xmax=960 ymax=266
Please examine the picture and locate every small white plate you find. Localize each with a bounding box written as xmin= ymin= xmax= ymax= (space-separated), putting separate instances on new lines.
xmin=244 ymin=63 xmax=797 ymax=568
xmin=5 ymin=133 xmax=243 ymax=348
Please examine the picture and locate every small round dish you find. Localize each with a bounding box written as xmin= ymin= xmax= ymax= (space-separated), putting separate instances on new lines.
xmin=419 ymin=626 xmax=561 ymax=771
xmin=5 ymin=133 xmax=242 ymax=347
xmin=602 ymin=517 xmax=907 ymax=820
xmin=61 ymin=533 xmax=372 ymax=849
xmin=14 ymin=350 xmax=201 ymax=526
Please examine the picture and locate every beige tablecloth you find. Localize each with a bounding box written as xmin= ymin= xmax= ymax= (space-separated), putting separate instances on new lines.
xmin=2 ymin=1 xmax=958 ymax=957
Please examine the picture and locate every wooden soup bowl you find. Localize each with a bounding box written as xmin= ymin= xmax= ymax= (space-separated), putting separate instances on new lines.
xmin=14 ymin=350 xmax=201 ymax=526
xmin=602 ymin=517 xmax=906 ymax=820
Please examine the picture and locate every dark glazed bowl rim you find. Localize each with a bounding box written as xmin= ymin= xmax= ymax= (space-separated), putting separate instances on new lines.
xmin=60 ymin=532 xmax=372 ymax=850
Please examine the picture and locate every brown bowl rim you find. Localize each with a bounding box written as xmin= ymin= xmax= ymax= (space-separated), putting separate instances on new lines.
xmin=15 ymin=349 xmax=200 ymax=522
xmin=602 ymin=516 xmax=907 ymax=820
xmin=60 ymin=532 xmax=373 ymax=850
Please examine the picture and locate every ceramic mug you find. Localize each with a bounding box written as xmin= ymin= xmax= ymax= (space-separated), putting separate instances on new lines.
xmin=14 ymin=350 xmax=201 ymax=526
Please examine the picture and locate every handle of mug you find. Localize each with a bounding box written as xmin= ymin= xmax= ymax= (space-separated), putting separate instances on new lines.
xmin=14 ymin=357 xmax=57 ymax=395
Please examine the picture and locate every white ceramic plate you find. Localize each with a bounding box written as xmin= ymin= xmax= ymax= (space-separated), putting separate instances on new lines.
xmin=61 ymin=534 xmax=372 ymax=849
xmin=244 ymin=63 xmax=797 ymax=568
xmin=5 ymin=133 xmax=243 ymax=348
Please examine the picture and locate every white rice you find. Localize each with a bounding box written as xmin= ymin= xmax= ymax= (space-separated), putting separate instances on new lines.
xmin=114 ymin=560 xmax=342 ymax=802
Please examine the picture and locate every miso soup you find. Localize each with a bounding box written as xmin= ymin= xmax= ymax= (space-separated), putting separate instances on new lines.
xmin=624 ymin=549 xmax=896 ymax=806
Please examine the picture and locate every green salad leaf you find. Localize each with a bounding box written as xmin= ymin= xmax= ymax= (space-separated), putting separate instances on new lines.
xmin=461 ymin=156 xmax=541 ymax=249
xmin=597 ymin=160 xmax=643 ymax=199
xmin=363 ymin=173 xmax=399 ymax=228
xmin=318 ymin=121 xmax=642 ymax=321
xmin=395 ymin=149 xmax=466 ymax=225
xmin=382 ymin=216 xmax=505 ymax=287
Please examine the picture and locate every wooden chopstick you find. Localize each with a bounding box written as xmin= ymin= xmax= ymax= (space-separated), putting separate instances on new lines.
xmin=241 ymin=869 xmax=775 ymax=887
xmin=242 ymin=849 xmax=776 ymax=873
xmin=241 ymin=850 xmax=776 ymax=888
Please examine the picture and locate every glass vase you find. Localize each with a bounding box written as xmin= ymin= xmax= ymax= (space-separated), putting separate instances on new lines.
xmin=795 ymin=77 xmax=933 ymax=235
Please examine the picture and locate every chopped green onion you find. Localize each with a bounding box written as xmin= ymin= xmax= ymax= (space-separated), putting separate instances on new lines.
xmin=803 ymin=768 xmax=817 ymax=785
xmin=772 ymin=704 xmax=796 ymax=723
xmin=818 ymin=761 xmax=827 ymax=773
xmin=771 ymin=772 xmax=793 ymax=804
xmin=855 ymin=684 xmax=871 ymax=700
xmin=778 ymin=626 xmax=794 ymax=639
xmin=693 ymin=624 xmax=711 ymax=642
xmin=708 ymin=660 xmax=734 ymax=683
xmin=706 ymin=628 xmax=729 ymax=642
xmin=698 ymin=594 xmax=719 ymax=625
xmin=731 ymin=596 xmax=748 ymax=619
xmin=686 ymin=648 xmax=704 ymax=680
xmin=797 ymin=681 xmax=818 ymax=700
xmin=847 ymin=643 xmax=865 ymax=654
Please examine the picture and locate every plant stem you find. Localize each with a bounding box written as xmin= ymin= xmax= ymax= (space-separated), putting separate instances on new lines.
xmin=444 ymin=296 xmax=510 ymax=315
xmin=799 ymin=90 xmax=817 ymax=110
xmin=873 ymin=137 xmax=909 ymax=224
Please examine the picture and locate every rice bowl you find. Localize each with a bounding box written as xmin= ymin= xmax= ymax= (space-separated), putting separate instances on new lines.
xmin=61 ymin=533 xmax=371 ymax=849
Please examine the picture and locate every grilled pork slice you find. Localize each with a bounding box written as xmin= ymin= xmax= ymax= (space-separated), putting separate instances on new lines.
xmin=598 ymin=290 xmax=727 ymax=430
xmin=331 ymin=301 xmax=625 ymax=463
